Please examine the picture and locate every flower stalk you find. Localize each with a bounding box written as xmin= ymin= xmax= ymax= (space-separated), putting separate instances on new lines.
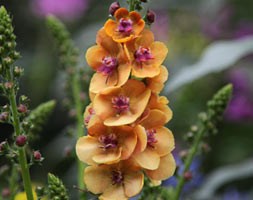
xmin=173 ymin=84 xmax=233 ymax=200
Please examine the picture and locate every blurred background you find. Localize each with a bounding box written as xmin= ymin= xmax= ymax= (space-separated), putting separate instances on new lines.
xmin=0 ymin=0 xmax=253 ymax=199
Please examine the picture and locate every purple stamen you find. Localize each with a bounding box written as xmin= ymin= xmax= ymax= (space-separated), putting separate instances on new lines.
xmin=134 ymin=46 xmax=154 ymax=64
xmin=84 ymin=107 xmax=95 ymax=125
xmin=146 ymin=129 xmax=158 ymax=148
xmin=117 ymin=18 xmax=133 ymax=35
xmin=99 ymin=133 xmax=118 ymax=150
xmin=112 ymin=95 xmax=130 ymax=114
xmin=98 ymin=56 xmax=118 ymax=76
xmin=111 ymin=170 xmax=124 ymax=185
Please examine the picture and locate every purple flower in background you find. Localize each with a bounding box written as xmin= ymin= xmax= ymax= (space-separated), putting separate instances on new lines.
xmin=151 ymin=10 xmax=169 ymax=42
xmin=234 ymin=22 xmax=253 ymax=39
xmin=162 ymin=153 xmax=203 ymax=193
xmin=31 ymin=0 xmax=89 ymax=20
xmin=223 ymin=188 xmax=250 ymax=200
xmin=225 ymin=69 xmax=253 ymax=121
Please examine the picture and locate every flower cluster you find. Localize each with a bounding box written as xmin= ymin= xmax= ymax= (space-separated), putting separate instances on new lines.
xmin=76 ymin=6 xmax=176 ymax=199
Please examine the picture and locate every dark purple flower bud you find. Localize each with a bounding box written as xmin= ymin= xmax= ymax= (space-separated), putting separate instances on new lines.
xmin=0 ymin=112 xmax=8 ymax=121
xmin=15 ymin=135 xmax=27 ymax=147
xmin=33 ymin=150 xmax=42 ymax=161
xmin=17 ymin=104 xmax=28 ymax=113
xmin=140 ymin=0 xmax=148 ymax=2
xmin=146 ymin=9 xmax=155 ymax=25
xmin=184 ymin=171 xmax=193 ymax=181
xmin=109 ymin=1 xmax=120 ymax=16
xmin=1 ymin=188 xmax=11 ymax=198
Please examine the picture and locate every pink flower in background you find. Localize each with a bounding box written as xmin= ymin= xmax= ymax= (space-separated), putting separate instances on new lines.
xmin=32 ymin=0 xmax=89 ymax=20
xmin=225 ymin=69 xmax=253 ymax=122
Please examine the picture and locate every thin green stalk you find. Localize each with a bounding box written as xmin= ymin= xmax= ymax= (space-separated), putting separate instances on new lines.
xmin=129 ymin=0 xmax=135 ymax=11
xmin=173 ymin=127 xmax=206 ymax=200
xmin=7 ymin=69 xmax=34 ymax=200
xmin=9 ymin=165 xmax=18 ymax=200
xmin=72 ymin=71 xmax=86 ymax=199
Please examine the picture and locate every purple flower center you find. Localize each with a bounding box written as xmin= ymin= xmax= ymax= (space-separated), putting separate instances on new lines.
xmin=98 ymin=56 xmax=118 ymax=76
xmin=99 ymin=133 xmax=118 ymax=150
xmin=134 ymin=46 xmax=154 ymax=63
xmin=112 ymin=95 xmax=130 ymax=114
xmin=111 ymin=170 xmax=124 ymax=185
xmin=117 ymin=18 xmax=133 ymax=35
xmin=146 ymin=129 xmax=158 ymax=148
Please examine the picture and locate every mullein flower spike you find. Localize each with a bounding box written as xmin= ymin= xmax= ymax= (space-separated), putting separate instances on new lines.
xmin=76 ymin=3 xmax=176 ymax=199
xmin=48 ymin=173 xmax=69 ymax=200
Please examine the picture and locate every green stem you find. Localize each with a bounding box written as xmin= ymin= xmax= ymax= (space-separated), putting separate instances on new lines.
xmin=129 ymin=0 xmax=135 ymax=11
xmin=7 ymin=69 xmax=34 ymax=200
xmin=9 ymin=165 xmax=18 ymax=200
xmin=173 ymin=127 xmax=206 ymax=200
xmin=71 ymin=70 xmax=86 ymax=200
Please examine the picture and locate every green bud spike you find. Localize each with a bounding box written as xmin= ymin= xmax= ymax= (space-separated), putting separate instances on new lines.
xmin=24 ymin=100 xmax=56 ymax=136
xmin=48 ymin=173 xmax=69 ymax=200
xmin=0 ymin=6 xmax=20 ymax=73
xmin=46 ymin=15 xmax=79 ymax=69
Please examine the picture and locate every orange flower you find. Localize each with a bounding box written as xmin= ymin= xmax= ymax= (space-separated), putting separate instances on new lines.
xmin=84 ymin=161 xmax=144 ymax=200
xmin=93 ymin=79 xmax=151 ymax=126
xmin=147 ymin=93 xmax=173 ymax=123
xmin=146 ymin=65 xmax=169 ymax=93
xmin=76 ymin=125 xmax=137 ymax=165
xmin=125 ymin=29 xmax=168 ymax=78
xmin=104 ymin=8 xmax=145 ymax=43
xmin=86 ymin=29 xmax=131 ymax=94
xmin=133 ymin=110 xmax=175 ymax=170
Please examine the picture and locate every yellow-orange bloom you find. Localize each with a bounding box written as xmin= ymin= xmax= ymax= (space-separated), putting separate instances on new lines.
xmin=125 ymin=29 xmax=168 ymax=78
xmin=146 ymin=65 xmax=169 ymax=93
xmin=84 ymin=161 xmax=144 ymax=200
xmin=76 ymin=125 xmax=137 ymax=165
xmin=86 ymin=29 xmax=131 ymax=94
xmin=133 ymin=110 xmax=175 ymax=170
xmin=104 ymin=8 xmax=145 ymax=43
xmin=93 ymin=79 xmax=151 ymax=126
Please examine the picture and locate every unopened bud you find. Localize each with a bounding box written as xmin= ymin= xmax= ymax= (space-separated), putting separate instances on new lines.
xmin=179 ymin=150 xmax=188 ymax=159
xmin=140 ymin=0 xmax=148 ymax=2
xmin=184 ymin=171 xmax=193 ymax=181
xmin=18 ymin=104 xmax=28 ymax=113
xmin=1 ymin=188 xmax=11 ymax=198
xmin=109 ymin=1 xmax=120 ymax=16
xmin=15 ymin=135 xmax=27 ymax=147
xmin=14 ymin=66 xmax=23 ymax=77
xmin=33 ymin=150 xmax=42 ymax=162
xmin=0 ymin=112 xmax=8 ymax=121
xmin=146 ymin=9 xmax=155 ymax=25
xmin=4 ymin=82 xmax=13 ymax=90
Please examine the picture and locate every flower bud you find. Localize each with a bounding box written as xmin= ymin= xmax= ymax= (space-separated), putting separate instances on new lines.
xmin=140 ymin=0 xmax=148 ymax=2
xmin=109 ymin=2 xmax=120 ymax=16
xmin=146 ymin=9 xmax=155 ymax=25
xmin=0 ymin=112 xmax=8 ymax=121
xmin=18 ymin=104 xmax=28 ymax=113
xmin=15 ymin=135 xmax=27 ymax=147
xmin=184 ymin=171 xmax=193 ymax=181
xmin=33 ymin=150 xmax=42 ymax=161
xmin=1 ymin=188 xmax=11 ymax=198
xmin=14 ymin=66 xmax=23 ymax=77
xmin=4 ymin=82 xmax=13 ymax=90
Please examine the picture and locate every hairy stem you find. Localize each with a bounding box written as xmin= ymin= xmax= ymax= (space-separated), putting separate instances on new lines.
xmin=7 ymin=68 xmax=34 ymax=200
xmin=129 ymin=0 xmax=135 ymax=11
xmin=173 ymin=127 xmax=206 ymax=200
xmin=71 ymin=70 xmax=86 ymax=199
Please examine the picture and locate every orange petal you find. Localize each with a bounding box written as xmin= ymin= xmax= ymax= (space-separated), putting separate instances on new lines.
xmin=96 ymin=28 xmax=119 ymax=55
xmin=117 ymin=63 xmax=131 ymax=88
xmin=145 ymin=153 xmax=176 ymax=180
xmin=115 ymin=8 xmax=129 ymax=21
xmin=131 ymin=62 xmax=160 ymax=78
xmin=124 ymin=171 xmax=144 ymax=197
xmin=86 ymin=45 xmax=107 ymax=70
xmin=135 ymin=29 xmax=154 ymax=48
xmin=141 ymin=109 xmax=168 ymax=129
xmin=104 ymin=19 xmax=118 ymax=38
xmin=89 ymin=71 xmax=118 ymax=94
xmin=155 ymin=127 xmax=175 ymax=156
xmin=146 ymin=65 xmax=168 ymax=93
xmin=84 ymin=165 xmax=111 ymax=194
xmin=76 ymin=136 xmax=101 ymax=165
xmin=129 ymin=11 xmax=142 ymax=23
xmin=132 ymin=19 xmax=145 ymax=37
xmin=133 ymin=125 xmax=147 ymax=153
xmin=133 ymin=148 xmax=160 ymax=170
xmin=151 ymin=41 xmax=168 ymax=66
xmin=100 ymin=185 xmax=127 ymax=200
xmin=93 ymin=147 xmax=122 ymax=164
xmin=87 ymin=115 xmax=105 ymax=136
